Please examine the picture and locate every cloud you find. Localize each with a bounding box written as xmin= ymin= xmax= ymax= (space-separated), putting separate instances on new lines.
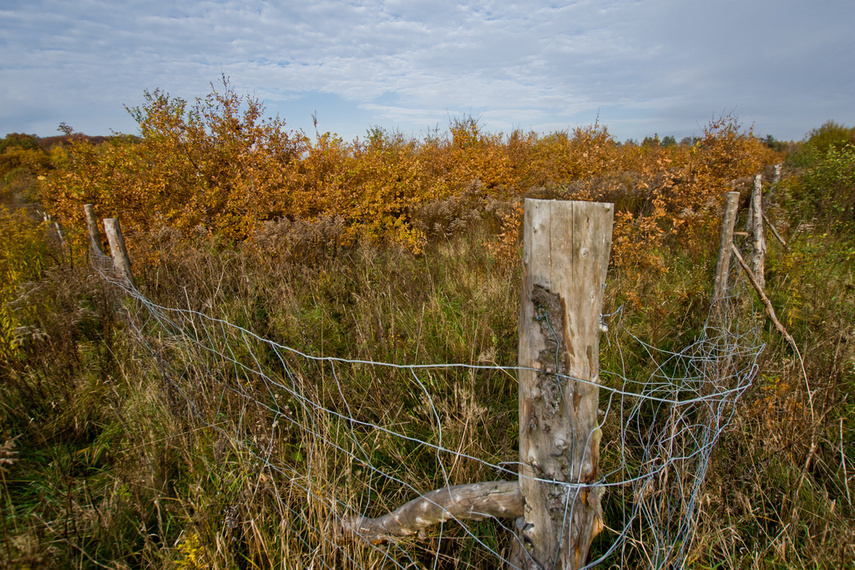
xmin=1 ymin=0 xmax=852 ymax=140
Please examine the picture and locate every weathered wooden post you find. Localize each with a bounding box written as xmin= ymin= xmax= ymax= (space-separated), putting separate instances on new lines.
xmin=103 ymin=218 xmax=135 ymax=287
xmin=513 ymin=199 xmax=612 ymax=569
xmin=83 ymin=204 xmax=104 ymax=256
xmin=747 ymin=175 xmax=766 ymax=289
xmin=335 ymin=200 xmax=614 ymax=564
xmin=712 ymin=192 xmax=740 ymax=305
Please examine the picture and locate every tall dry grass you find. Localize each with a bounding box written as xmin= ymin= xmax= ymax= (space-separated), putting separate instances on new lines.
xmin=2 ymin=119 xmax=853 ymax=568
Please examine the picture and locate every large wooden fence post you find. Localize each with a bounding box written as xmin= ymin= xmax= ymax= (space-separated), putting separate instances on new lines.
xmin=103 ymin=218 xmax=135 ymax=287
xmin=713 ymin=192 xmax=740 ymax=305
xmin=514 ymin=199 xmax=613 ymax=569
xmin=335 ymin=199 xmax=614 ymax=562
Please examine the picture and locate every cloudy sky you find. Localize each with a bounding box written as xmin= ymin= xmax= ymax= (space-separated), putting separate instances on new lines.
xmin=1 ymin=0 xmax=852 ymax=144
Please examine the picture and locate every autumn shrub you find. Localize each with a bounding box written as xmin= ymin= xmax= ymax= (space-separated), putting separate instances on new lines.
xmin=40 ymin=80 xmax=307 ymax=255
xmin=0 ymin=205 xmax=53 ymax=360
xmin=308 ymin=127 xmax=429 ymax=251
xmin=0 ymin=133 xmax=51 ymax=207
xmin=35 ymin=78 xmax=787 ymax=285
xmin=662 ymin=116 xmax=778 ymax=255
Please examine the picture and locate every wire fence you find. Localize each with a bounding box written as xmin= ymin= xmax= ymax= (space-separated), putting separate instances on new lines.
xmin=90 ymin=243 xmax=763 ymax=569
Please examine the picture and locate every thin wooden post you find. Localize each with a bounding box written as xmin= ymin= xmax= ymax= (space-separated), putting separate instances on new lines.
xmin=748 ymin=175 xmax=766 ymax=289
xmin=103 ymin=218 xmax=135 ymax=287
xmin=83 ymin=204 xmax=104 ymax=256
xmin=42 ymin=212 xmax=67 ymax=252
xmin=713 ymin=192 xmax=740 ymax=304
xmin=514 ymin=199 xmax=612 ymax=570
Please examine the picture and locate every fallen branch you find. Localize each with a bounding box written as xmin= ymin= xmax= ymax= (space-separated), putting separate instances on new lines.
xmin=762 ymin=213 xmax=788 ymax=248
xmin=336 ymin=480 xmax=523 ymax=545
xmin=730 ymin=245 xmax=796 ymax=349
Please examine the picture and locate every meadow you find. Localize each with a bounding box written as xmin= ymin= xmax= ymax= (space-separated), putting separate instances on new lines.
xmin=1 ymin=84 xmax=853 ymax=568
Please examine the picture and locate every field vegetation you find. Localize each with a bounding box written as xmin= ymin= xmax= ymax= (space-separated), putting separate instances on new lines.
xmin=1 ymin=81 xmax=853 ymax=568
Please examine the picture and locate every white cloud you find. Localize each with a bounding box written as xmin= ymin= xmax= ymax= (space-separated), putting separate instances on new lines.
xmin=1 ymin=0 xmax=852 ymax=141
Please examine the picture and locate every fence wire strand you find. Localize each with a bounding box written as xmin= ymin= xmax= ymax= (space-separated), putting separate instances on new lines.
xmin=89 ymin=245 xmax=762 ymax=569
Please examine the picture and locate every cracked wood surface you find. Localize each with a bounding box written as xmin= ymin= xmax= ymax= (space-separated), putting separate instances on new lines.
xmin=515 ymin=199 xmax=612 ymax=569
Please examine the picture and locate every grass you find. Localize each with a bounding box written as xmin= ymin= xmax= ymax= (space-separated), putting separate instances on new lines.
xmin=2 ymin=171 xmax=854 ymax=568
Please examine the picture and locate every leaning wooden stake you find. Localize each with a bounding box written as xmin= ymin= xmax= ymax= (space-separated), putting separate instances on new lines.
xmin=713 ymin=192 xmax=740 ymax=305
xmin=103 ymin=218 xmax=135 ymax=287
xmin=763 ymin=213 xmax=788 ymax=248
xmin=83 ymin=204 xmax=105 ymax=256
xmin=513 ymin=199 xmax=612 ymax=570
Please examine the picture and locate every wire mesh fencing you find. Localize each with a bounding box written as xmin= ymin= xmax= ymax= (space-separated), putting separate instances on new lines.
xmin=89 ymin=245 xmax=762 ymax=569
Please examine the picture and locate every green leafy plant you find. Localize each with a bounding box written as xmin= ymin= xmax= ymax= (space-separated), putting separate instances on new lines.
xmin=0 ymin=206 xmax=51 ymax=360
xmin=800 ymin=143 xmax=855 ymax=223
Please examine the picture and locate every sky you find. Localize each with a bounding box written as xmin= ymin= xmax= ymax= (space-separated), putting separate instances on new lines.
xmin=1 ymin=0 xmax=852 ymax=144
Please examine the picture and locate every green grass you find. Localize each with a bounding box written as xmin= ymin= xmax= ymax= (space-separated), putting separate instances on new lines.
xmin=2 ymin=164 xmax=855 ymax=568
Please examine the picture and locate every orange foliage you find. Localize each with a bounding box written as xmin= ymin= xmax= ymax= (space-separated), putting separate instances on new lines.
xmin=37 ymin=81 xmax=784 ymax=270
xmin=41 ymin=79 xmax=306 ymax=248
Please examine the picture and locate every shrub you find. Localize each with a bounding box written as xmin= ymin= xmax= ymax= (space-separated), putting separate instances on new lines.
xmin=799 ymin=143 xmax=855 ymax=224
xmin=0 ymin=134 xmax=51 ymax=206
xmin=788 ymin=120 xmax=855 ymax=167
xmin=0 ymin=206 xmax=52 ymax=360
xmin=805 ymin=120 xmax=855 ymax=154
